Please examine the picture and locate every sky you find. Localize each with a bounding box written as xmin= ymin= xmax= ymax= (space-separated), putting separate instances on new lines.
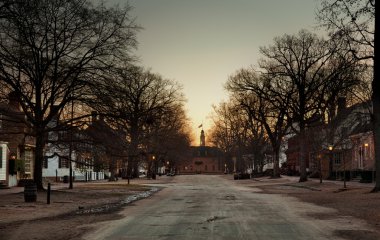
xmin=110 ymin=0 xmax=320 ymax=143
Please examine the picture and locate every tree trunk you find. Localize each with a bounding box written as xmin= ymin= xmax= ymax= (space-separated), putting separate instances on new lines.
xmin=299 ymin=125 xmax=308 ymax=182
xmin=372 ymin=3 xmax=380 ymax=192
xmin=108 ymin=156 xmax=118 ymax=181
xmin=132 ymin=162 xmax=139 ymax=178
xmin=272 ymin=146 xmax=281 ymax=178
xmin=33 ymin=129 xmax=46 ymax=190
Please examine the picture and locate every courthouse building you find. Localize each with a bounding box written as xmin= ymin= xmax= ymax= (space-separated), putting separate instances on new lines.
xmin=178 ymin=129 xmax=225 ymax=174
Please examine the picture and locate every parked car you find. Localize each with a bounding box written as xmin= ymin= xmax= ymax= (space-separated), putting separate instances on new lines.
xmin=234 ymin=172 xmax=250 ymax=180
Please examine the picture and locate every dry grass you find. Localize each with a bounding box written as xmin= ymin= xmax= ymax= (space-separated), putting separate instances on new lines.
xmin=256 ymin=179 xmax=380 ymax=240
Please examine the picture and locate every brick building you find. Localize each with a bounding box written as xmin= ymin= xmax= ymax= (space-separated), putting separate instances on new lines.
xmin=0 ymin=92 xmax=35 ymax=187
xmin=285 ymin=100 xmax=374 ymax=181
xmin=178 ymin=129 xmax=225 ymax=174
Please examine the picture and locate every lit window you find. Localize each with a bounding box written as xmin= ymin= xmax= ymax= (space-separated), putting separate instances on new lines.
xmin=0 ymin=147 xmax=2 ymax=168
xmin=24 ymin=149 xmax=33 ymax=174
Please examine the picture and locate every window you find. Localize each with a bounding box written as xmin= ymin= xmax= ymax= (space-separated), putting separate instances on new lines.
xmin=24 ymin=149 xmax=33 ymax=174
xmin=334 ymin=153 xmax=342 ymax=165
xmin=59 ymin=156 xmax=69 ymax=168
xmin=43 ymin=156 xmax=48 ymax=169
xmin=358 ymin=146 xmax=364 ymax=169
xmin=76 ymin=155 xmax=83 ymax=169
xmin=0 ymin=147 xmax=2 ymax=168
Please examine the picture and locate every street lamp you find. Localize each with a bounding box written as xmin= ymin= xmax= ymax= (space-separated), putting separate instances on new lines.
xmin=317 ymin=154 xmax=322 ymax=184
xmin=364 ymin=143 xmax=374 ymax=182
xmin=342 ymin=145 xmax=347 ymax=189
xmin=152 ymin=155 xmax=156 ymax=179
xmin=328 ymin=145 xmax=333 ymax=179
xmin=9 ymin=153 xmax=16 ymax=176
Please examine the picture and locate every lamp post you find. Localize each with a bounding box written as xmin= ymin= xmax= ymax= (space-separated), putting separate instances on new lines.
xmin=152 ymin=155 xmax=156 ymax=179
xmin=328 ymin=145 xmax=333 ymax=180
xmin=318 ymin=154 xmax=322 ymax=184
xmin=342 ymin=146 xmax=347 ymax=189
xmin=364 ymin=143 xmax=373 ymax=182
xmin=9 ymin=153 xmax=16 ymax=176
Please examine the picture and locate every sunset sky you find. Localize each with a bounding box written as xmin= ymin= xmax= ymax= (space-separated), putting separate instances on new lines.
xmin=111 ymin=0 xmax=319 ymax=142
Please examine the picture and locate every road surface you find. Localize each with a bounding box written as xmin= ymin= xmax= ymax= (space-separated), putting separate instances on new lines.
xmin=84 ymin=175 xmax=366 ymax=240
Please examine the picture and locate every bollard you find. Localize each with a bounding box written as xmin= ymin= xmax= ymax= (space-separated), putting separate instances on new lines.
xmin=47 ymin=183 xmax=51 ymax=204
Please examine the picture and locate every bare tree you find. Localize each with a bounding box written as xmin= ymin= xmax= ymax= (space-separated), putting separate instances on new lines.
xmin=0 ymin=0 xmax=138 ymax=189
xmin=226 ymin=68 xmax=293 ymax=178
xmin=89 ymin=65 xmax=186 ymax=178
xmin=209 ymin=99 xmax=269 ymax=174
xmin=317 ymin=0 xmax=374 ymax=61
xmin=317 ymin=0 xmax=380 ymax=191
xmin=146 ymin=102 xmax=192 ymax=174
xmin=259 ymin=29 xmax=359 ymax=182
xmin=209 ymin=102 xmax=235 ymax=171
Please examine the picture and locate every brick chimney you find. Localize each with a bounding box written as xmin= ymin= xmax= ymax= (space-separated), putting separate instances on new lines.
xmin=8 ymin=91 xmax=21 ymax=111
xmin=337 ymin=97 xmax=346 ymax=115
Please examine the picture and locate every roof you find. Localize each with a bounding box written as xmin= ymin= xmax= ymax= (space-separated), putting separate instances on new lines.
xmin=190 ymin=146 xmax=223 ymax=157
xmin=83 ymin=118 xmax=127 ymax=155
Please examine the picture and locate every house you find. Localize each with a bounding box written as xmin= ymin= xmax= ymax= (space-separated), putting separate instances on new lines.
xmin=285 ymin=99 xmax=374 ymax=180
xmin=43 ymin=131 xmax=107 ymax=183
xmin=348 ymin=123 xmax=374 ymax=182
xmin=0 ymin=92 xmax=35 ymax=187
xmin=42 ymin=113 xmax=119 ymax=182
xmin=80 ymin=113 xmax=127 ymax=180
xmin=320 ymin=101 xmax=372 ymax=180
xmin=285 ymin=127 xmax=320 ymax=175
xmin=178 ymin=129 xmax=225 ymax=174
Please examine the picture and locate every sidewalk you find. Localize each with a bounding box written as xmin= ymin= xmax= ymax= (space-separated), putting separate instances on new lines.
xmin=236 ymin=174 xmax=376 ymax=190
xmin=0 ymin=175 xmax=175 ymax=195
xmin=280 ymin=175 xmax=376 ymax=188
xmin=0 ymin=179 xmax=108 ymax=195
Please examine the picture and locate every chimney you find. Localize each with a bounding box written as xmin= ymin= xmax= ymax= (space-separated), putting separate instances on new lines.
xmin=337 ymin=97 xmax=346 ymax=114
xmin=8 ymin=91 xmax=21 ymax=110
